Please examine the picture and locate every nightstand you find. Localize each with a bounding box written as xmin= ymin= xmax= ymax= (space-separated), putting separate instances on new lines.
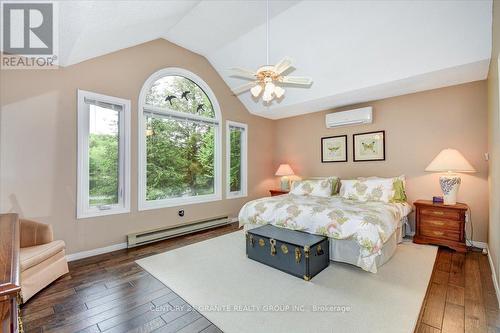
xmin=270 ymin=189 xmax=289 ymax=196
xmin=413 ymin=200 xmax=468 ymax=252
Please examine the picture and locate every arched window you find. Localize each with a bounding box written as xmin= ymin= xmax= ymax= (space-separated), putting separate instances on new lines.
xmin=138 ymin=68 xmax=221 ymax=210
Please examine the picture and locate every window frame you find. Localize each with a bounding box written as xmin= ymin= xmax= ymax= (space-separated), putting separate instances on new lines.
xmin=77 ymin=89 xmax=131 ymax=219
xmin=138 ymin=68 xmax=222 ymax=211
xmin=226 ymin=121 xmax=248 ymax=199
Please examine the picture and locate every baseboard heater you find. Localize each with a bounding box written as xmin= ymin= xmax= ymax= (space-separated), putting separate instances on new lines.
xmin=127 ymin=216 xmax=230 ymax=248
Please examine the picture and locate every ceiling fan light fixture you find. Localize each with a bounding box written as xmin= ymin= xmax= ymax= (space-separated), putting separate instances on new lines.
xmin=264 ymin=81 xmax=275 ymax=94
xmin=263 ymin=90 xmax=274 ymax=103
xmin=274 ymin=85 xmax=285 ymax=98
xmin=251 ymin=84 xmax=263 ymax=97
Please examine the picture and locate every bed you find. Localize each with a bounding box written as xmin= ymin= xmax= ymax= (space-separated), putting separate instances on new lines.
xmin=239 ymin=194 xmax=411 ymax=273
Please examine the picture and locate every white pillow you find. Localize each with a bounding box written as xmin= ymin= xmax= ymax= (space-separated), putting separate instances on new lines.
xmin=290 ymin=179 xmax=333 ymax=197
xmin=340 ymin=178 xmax=395 ymax=203
xmin=357 ymin=175 xmax=406 ymax=190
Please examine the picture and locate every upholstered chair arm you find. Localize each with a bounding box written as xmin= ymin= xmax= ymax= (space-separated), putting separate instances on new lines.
xmin=19 ymin=219 xmax=54 ymax=248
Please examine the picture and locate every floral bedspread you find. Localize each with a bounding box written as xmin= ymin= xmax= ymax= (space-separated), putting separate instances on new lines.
xmin=238 ymin=194 xmax=410 ymax=273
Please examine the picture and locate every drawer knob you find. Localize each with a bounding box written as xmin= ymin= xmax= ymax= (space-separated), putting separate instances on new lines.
xmin=433 ymin=211 xmax=445 ymax=215
xmin=433 ymin=231 xmax=444 ymax=236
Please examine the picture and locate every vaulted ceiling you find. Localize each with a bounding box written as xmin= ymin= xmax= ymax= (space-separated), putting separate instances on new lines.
xmin=56 ymin=0 xmax=492 ymax=119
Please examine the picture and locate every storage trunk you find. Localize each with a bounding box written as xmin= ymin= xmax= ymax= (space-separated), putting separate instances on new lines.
xmin=246 ymin=224 xmax=329 ymax=281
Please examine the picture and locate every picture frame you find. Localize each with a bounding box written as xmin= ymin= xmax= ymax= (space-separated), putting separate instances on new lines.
xmin=321 ymin=135 xmax=348 ymax=163
xmin=353 ymin=130 xmax=385 ymax=162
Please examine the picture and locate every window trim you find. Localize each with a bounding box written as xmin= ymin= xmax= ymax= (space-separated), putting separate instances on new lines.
xmin=138 ymin=68 xmax=222 ymax=211
xmin=226 ymin=121 xmax=248 ymax=199
xmin=77 ymin=89 xmax=131 ymax=219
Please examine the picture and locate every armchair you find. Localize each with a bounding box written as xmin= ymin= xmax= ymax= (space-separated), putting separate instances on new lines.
xmin=19 ymin=219 xmax=68 ymax=302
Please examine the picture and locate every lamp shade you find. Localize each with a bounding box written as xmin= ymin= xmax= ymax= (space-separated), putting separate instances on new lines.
xmin=425 ymin=148 xmax=476 ymax=173
xmin=275 ymin=164 xmax=294 ymax=176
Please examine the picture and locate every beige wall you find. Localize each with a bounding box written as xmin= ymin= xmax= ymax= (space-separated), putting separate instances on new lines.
xmin=274 ymin=81 xmax=489 ymax=242
xmin=0 ymin=39 xmax=275 ymax=254
xmin=488 ymin=0 xmax=500 ymax=288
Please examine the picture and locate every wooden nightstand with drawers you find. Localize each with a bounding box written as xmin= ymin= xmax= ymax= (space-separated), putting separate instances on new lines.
xmin=413 ymin=200 xmax=468 ymax=253
xmin=269 ymin=189 xmax=289 ymax=196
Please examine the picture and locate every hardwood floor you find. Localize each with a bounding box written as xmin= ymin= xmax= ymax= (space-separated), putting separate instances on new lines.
xmin=21 ymin=223 xmax=500 ymax=333
xmin=21 ymin=223 xmax=240 ymax=333
xmin=416 ymin=248 xmax=500 ymax=333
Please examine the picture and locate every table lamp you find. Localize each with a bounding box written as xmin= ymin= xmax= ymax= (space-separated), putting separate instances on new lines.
xmin=425 ymin=148 xmax=476 ymax=205
xmin=275 ymin=164 xmax=294 ymax=191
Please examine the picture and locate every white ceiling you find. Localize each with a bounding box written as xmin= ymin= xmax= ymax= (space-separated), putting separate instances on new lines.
xmin=53 ymin=1 xmax=493 ymax=119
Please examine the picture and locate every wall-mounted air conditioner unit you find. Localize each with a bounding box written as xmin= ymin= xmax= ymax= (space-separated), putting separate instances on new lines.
xmin=325 ymin=107 xmax=373 ymax=128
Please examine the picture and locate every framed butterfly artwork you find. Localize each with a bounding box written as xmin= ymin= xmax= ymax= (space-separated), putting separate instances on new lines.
xmin=321 ymin=135 xmax=347 ymax=162
xmin=353 ymin=130 xmax=385 ymax=162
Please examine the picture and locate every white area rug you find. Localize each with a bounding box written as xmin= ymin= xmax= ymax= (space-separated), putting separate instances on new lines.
xmin=137 ymin=231 xmax=437 ymax=333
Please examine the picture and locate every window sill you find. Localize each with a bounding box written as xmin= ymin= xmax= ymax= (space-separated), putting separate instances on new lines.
xmin=77 ymin=207 xmax=130 ymax=219
xmin=138 ymin=194 xmax=222 ymax=211
xmin=226 ymin=193 xmax=247 ymax=200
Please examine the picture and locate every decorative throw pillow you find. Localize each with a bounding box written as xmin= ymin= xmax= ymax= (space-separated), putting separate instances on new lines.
xmin=290 ymin=179 xmax=333 ymax=197
xmin=391 ymin=179 xmax=407 ymax=203
xmin=331 ymin=177 xmax=341 ymax=195
xmin=340 ymin=178 xmax=395 ymax=203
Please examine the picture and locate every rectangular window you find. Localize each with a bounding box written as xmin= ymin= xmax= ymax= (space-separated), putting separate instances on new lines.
xmin=226 ymin=121 xmax=247 ymax=198
xmin=77 ymin=90 xmax=130 ymax=218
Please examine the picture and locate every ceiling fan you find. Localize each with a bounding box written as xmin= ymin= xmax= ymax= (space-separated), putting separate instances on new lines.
xmin=229 ymin=0 xmax=312 ymax=104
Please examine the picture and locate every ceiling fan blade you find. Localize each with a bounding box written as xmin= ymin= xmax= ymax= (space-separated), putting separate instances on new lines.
xmin=228 ymin=67 xmax=256 ymax=80
xmin=231 ymin=82 xmax=256 ymax=95
xmin=274 ymin=56 xmax=293 ymax=75
xmin=281 ymin=76 xmax=313 ymax=85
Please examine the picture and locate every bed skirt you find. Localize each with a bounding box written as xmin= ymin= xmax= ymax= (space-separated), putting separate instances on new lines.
xmin=329 ymin=224 xmax=403 ymax=269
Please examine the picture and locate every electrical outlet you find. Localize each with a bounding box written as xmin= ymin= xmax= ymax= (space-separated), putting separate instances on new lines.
xmin=178 ymin=209 xmax=184 ymax=217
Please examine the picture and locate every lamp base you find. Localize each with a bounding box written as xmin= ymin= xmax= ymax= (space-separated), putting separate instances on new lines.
xmin=439 ymin=175 xmax=461 ymax=205
xmin=280 ymin=176 xmax=290 ymax=191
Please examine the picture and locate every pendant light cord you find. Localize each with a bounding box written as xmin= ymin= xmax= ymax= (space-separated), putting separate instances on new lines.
xmin=266 ymin=0 xmax=269 ymax=65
